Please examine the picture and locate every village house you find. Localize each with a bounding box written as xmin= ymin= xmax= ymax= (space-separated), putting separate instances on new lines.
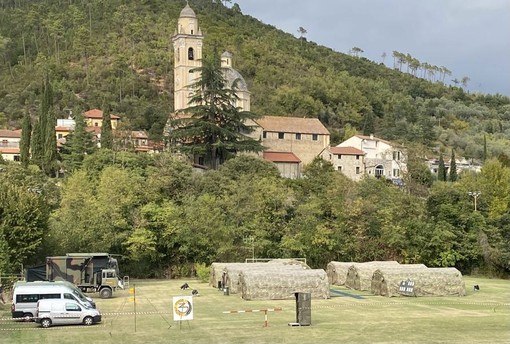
xmin=427 ymin=156 xmax=481 ymax=177
xmin=320 ymin=146 xmax=365 ymax=181
xmin=0 ymin=129 xmax=21 ymax=161
xmin=337 ymin=134 xmax=406 ymax=184
xmin=251 ymin=115 xmax=330 ymax=167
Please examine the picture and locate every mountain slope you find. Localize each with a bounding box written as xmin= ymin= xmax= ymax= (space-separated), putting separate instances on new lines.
xmin=0 ymin=0 xmax=509 ymax=158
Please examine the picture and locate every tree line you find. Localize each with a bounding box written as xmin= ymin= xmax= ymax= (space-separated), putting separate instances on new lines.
xmin=1 ymin=150 xmax=509 ymax=278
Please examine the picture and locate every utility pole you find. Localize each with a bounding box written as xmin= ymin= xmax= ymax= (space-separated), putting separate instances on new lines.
xmin=468 ymin=191 xmax=481 ymax=211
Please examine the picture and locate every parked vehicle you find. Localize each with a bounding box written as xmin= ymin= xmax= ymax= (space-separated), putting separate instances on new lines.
xmin=11 ymin=281 xmax=95 ymax=320
xmin=26 ymin=253 xmax=124 ymax=299
xmin=35 ymin=299 xmax=101 ymax=328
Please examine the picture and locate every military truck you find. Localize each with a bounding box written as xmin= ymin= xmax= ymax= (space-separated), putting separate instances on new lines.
xmin=26 ymin=253 xmax=124 ymax=299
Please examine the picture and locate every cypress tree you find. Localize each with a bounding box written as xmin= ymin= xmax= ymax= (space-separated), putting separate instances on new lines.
xmin=30 ymin=120 xmax=43 ymax=168
xmin=483 ymin=134 xmax=487 ymax=162
xmin=101 ymin=105 xmax=113 ymax=150
xmin=438 ymin=154 xmax=446 ymax=181
xmin=20 ymin=112 xmax=32 ymax=168
xmin=42 ymin=76 xmax=58 ymax=177
xmin=449 ymin=149 xmax=457 ymax=182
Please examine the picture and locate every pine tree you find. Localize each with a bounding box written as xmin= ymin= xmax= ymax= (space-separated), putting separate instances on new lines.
xmin=438 ymin=154 xmax=446 ymax=181
xmin=60 ymin=110 xmax=96 ymax=172
xmin=20 ymin=112 xmax=32 ymax=168
xmin=168 ymin=53 xmax=263 ymax=169
xmin=449 ymin=149 xmax=457 ymax=182
xmin=101 ymin=104 xmax=113 ymax=150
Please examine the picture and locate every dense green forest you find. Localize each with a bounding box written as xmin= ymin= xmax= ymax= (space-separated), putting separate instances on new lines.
xmin=0 ymin=0 xmax=510 ymax=278
xmin=1 ymin=153 xmax=509 ymax=277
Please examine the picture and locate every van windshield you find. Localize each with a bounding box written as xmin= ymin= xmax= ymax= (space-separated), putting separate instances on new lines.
xmin=72 ymin=289 xmax=88 ymax=303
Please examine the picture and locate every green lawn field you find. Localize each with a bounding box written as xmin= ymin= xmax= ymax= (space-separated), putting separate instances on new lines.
xmin=1 ymin=276 xmax=509 ymax=344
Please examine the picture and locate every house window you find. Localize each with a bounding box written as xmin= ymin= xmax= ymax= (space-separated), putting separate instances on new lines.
xmin=312 ymin=134 xmax=318 ymax=141
xmin=329 ymin=154 xmax=332 ymax=160
xmin=95 ymin=122 xmax=98 ymax=127
xmin=356 ymin=166 xmax=361 ymax=174
xmin=393 ymin=169 xmax=400 ymax=177
xmin=338 ymin=166 xmax=342 ymax=171
xmin=198 ymin=157 xmax=204 ymax=165
xmin=375 ymin=165 xmax=384 ymax=178
xmin=337 ymin=154 xmax=342 ymax=159
xmin=58 ymin=134 xmax=63 ymax=139
xmin=278 ymin=132 xmax=284 ymax=139
xmin=188 ymin=47 xmax=194 ymax=60
xmin=296 ymin=133 xmax=301 ymax=140
xmin=356 ymin=155 xmax=360 ymax=160
xmin=14 ymin=155 xmax=20 ymax=162
xmin=393 ymin=151 xmax=401 ymax=161
xmin=262 ymin=131 xmax=267 ymax=139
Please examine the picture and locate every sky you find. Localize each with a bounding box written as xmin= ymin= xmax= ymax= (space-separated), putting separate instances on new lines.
xmin=231 ymin=0 xmax=510 ymax=96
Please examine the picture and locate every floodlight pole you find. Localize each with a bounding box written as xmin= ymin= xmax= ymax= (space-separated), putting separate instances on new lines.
xmin=468 ymin=191 xmax=481 ymax=211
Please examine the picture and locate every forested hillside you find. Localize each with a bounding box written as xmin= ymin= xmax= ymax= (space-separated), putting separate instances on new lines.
xmin=1 ymin=0 xmax=509 ymax=157
xmin=1 ymin=1 xmax=510 ymax=279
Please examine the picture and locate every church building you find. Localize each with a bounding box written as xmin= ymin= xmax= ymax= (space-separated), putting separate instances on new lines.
xmin=172 ymin=4 xmax=250 ymax=112
xmin=168 ymin=4 xmax=330 ymax=176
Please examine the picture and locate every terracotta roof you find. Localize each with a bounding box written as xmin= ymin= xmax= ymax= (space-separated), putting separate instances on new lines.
xmin=84 ymin=109 xmax=120 ymax=119
xmin=255 ymin=116 xmax=329 ymax=135
xmin=329 ymin=146 xmax=365 ymax=155
xmin=55 ymin=126 xmax=72 ymax=132
xmin=86 ymin=127 xmax=101 ymax=134
xmin=263 ymin=151 xmax=301 ymax=163
xmin=0 ymin=147 xmax=20 ymax=154
xmin=0 ymin=129 xmax=21 ymax=138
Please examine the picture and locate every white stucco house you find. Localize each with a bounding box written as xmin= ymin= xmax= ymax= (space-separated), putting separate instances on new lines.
xmin=337 ymin=134 xmax=406 ymax=185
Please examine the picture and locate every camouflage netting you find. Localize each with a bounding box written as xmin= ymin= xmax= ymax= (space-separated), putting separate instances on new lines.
xmin=344 ymin=261 xmax=400 ymax=291
xmin=239 ymin=269 xmax=330 ymax=300
xmin=327 ymin=262 xmax=362 ymax=286
xmin=371 ymin=267 xmax=466 ymax=297
xmin=369 ymin=264 xmax=428 ymax=293
xmin=209 ymin=260 xmax=310 ymax=293
xmin=209 ymin=263 xmax=227 ymax=287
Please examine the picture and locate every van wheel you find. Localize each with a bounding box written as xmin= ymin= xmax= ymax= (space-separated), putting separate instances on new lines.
xmin=100 ymin=288 xmax=112 ymax=299
xmin=83 ymin=316 xmax=93 ymax=326
xmin=22 ymin=313 xmax=32 ymax=322
xmin=41 ymin=318 xmax=52 ymax=328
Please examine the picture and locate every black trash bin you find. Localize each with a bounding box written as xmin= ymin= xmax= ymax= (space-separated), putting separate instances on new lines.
xmin=295 ymin=292 xmax=311 ymax=326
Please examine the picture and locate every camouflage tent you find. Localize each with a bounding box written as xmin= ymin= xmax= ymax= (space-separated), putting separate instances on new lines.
xmin=345 ymin=261 xmax=400 ymax=291
xmin=213 ymin=260 xmax=310 ymax=294
xmin=223 ymin=263 xmax=276 ymax=294
xmin=369 ymin=264 xmax=428 ymax=294
xmin=371 ymin=267 xmax=465 ymax=297
xmin=327 ymin=262 xmax=360 ymax=285
xmin=239 ymin=269 xmax=330 ymax=300
xmin=209 ymin=263 xmax=227 ymax=288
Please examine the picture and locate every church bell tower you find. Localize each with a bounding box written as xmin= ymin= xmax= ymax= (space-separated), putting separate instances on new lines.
xmin=172 ymin=3 xmax=203 ymax=112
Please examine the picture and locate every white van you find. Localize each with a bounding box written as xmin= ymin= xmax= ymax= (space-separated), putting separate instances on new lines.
xmin=35 ymin=299 xmax=101 ymax=328
xmin=11 ymin=281 xmax=96 ymax=320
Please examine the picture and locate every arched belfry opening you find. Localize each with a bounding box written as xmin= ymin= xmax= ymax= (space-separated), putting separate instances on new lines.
xmin=188 ymin=47 xmax=194 ymax=60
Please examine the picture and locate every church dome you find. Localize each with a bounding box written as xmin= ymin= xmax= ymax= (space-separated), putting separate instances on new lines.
xmin=180 ymin=4 xmax=196 ymax=18
xmin=223 ymin=67 xmax=249 ymax=92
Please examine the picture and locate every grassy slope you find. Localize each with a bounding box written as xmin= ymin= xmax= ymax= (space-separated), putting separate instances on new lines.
xmin=0 ymin=276 xmax=508 ymax=344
